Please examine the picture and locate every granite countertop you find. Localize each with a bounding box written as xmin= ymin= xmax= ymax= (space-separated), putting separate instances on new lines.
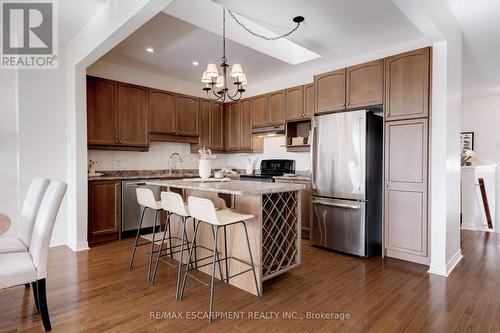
xmin=88 ymin=170 xmax=199 ymax=181
xmin=144 ymin=179 xmax=305 ymax=196
xmin=273 ymin=175 xmax=311 ymax=181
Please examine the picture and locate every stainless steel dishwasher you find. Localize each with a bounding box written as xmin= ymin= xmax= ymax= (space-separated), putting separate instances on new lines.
xmin=121 ymin=179 xmax=161 ymax=237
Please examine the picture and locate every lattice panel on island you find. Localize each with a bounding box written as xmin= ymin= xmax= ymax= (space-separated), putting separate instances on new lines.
xmin=261 ymin=191 xmax=300 ymax=280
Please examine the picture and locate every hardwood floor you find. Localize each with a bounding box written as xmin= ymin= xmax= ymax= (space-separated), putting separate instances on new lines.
xmin=1 ymin=230 xmax=499 ymax=332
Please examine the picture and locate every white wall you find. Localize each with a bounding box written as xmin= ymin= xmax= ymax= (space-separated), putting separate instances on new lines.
xmin=0 ymin=49 xmax=68 ymax=246
xmin=0 ymin=70 xmax=20 ymax=239
xmin=462 ymin=94 xmax=500 ymax=226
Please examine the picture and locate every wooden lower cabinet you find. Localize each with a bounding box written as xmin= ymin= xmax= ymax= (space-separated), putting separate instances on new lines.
xmin=274 ymin=178 xmax=311 ymax=239
xmin=88 ymin=180 xmax=121 ymax=245
xmin=384 ymin=118 xmax=428 ymax=264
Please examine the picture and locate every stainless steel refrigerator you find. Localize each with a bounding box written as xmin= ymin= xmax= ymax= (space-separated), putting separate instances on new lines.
xmin=311 ymin=110 xmax=383 ymax=257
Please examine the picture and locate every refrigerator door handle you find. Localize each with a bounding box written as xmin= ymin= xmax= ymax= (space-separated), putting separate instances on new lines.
xmin=310 ymin=119 xmax=317 ymax=190
xmin=358 ymin=116 xmax=364 ymax=193
xmin=312 ymin=199 xmax=360 ymax=210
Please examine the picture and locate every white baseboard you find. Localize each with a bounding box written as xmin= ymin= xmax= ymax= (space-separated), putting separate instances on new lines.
xmin=67 ymin=241 xmax=90 ymax=252
xmin=49 ymin=237 xmax=66 ymax=248
xmin=428 ymin=249 xmax=463 ymax=277
xmin=460 ymin=223 xmax=477 ymax=231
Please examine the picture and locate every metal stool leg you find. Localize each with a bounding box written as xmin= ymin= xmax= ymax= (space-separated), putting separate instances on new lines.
xmin=175 ymin=216 xmax=187 ymax=300
xmin=211 ymin=226 xmax=224 ymax=282
xmin=129 ymin=207 xmax=146 ymax=270
xmin=179 ymin=221 xmax=200 ymax=300
xmin=152 ymin=212 xmax=171 ymax=283
xmin=167 ymin=213 xmax=173 ymax=258
xmin=223 ymin=225 xmax=229 ymax=283
xmin=147 ymin=210 xmax=160 ymax=282
xmin=208 ymin=226 xmax=220 ymax=324
xmin=193 ymin=219 xmax=198 ymax=269
xmin=242 ymin=221 xmax=261 ymax=298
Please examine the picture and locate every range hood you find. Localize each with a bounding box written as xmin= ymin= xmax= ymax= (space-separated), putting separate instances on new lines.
xmin=252 ymin=124 xmax=285 ymax=136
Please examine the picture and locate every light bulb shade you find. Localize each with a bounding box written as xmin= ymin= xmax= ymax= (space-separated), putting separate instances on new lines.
xmin=240 ymin=73 xmax=248 ymax=85
xmin=215 ymin=75 xmax=225 ymax=88
xmin=201 ymin=71 xmax=211 ymax=83
xmin=206 ymin=64 xmax=219 ymax=77
xmin=230 ymin=63 xmax=244 ymax=78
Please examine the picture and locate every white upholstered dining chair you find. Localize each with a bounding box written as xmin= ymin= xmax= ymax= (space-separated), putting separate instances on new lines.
xmin=0 ymin=177 xmax=50 ymax=254
xmin=0 ymin=180 xmax=67 ymax=331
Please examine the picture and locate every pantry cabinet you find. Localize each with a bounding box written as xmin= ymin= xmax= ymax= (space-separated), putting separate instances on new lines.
xmin=385 ymin=47 xmax=430 ymax=121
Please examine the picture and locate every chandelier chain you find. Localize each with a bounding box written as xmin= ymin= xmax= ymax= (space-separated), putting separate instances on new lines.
xmin=227 ymin=9 xmax=301 ymax=41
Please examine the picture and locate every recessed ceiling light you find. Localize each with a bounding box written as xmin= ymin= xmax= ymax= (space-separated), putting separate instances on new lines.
xmin=146 ymin=47 xmax=154 ymax=53
xmin=192 ymin=60 xmax=199 ymax=66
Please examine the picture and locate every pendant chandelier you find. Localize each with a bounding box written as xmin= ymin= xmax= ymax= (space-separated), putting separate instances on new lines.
xmin=201 ymin=8 xmax=305 ymax=102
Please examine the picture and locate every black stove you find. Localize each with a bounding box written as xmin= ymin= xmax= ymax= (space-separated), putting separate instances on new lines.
xmin=239 ymin=159 xmax=295 ymax=182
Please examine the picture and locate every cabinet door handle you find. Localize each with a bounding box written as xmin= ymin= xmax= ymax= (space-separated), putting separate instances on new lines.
xmin=346 ymin=101 xmax=350 ymax=106
xmin=342 ymin=103 xmax=346 ymax=107
xmin=115 ymin=139 xmax=119 ymax=144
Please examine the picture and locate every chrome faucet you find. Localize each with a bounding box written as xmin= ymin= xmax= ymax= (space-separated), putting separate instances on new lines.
xmin=169 ymin=153 xmax=183 ymax=174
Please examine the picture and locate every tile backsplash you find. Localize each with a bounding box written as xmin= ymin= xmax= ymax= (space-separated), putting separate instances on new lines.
xmin=89 ymin=136 xmax=311 ymax=172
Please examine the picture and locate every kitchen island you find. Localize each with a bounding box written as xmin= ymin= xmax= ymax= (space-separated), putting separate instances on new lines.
xmin=144 ymin=179 xmax=304 ymax=296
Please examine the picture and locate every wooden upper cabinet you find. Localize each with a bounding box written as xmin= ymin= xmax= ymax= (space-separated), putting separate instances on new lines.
xmin=228 ymin=102 xmax=241 ymax=150
xmin=150 ymin=90 xmax=176 ymax=135
xmin=385 ymin=47 xmax=430 ymax=121
xmin=117 ymin=83 xmax=149 ymax=147
xmin=269 ymin=90 xmax=286 ymax=125
xmin=240 ymin=99 xmax=253 ymax=150
xmin=314 ymin=69 xmax=346 ymax=114
xmin=210 ymin=102 xmax=224 ymax=150
xmin=252 ymin=94 xmax=269 ymax=128
xmin=285 ymin=86 xmax=304 ymax=121
xmin=198 ymin=99 xmax=211 ymax=149
xmin=223 ymin=104 xmax=230 ymax=150
xmin=87 ymin=77 xmax=117 ymax=145
xmin=346 ymin=59 xmax=384 ymax=109
xmin=303 ymin=83 xmax=314 ymax=118
xmin=176 ymin=95 xmax=199 ymax=137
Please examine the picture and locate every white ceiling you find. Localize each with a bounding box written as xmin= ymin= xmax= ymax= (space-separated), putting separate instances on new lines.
xmin=447 ymin=0 xmax=500 ymax=98
xmin=99 ymin=0 xmax=423 ymax=85
xmin=59 ymin=0 xmax=105 ymax=45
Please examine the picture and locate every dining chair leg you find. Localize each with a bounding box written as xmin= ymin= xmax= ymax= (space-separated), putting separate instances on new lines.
xmin=31 ymin=281 xmax=39 ymax=313
xmin=208 ymin=226 xmax=220 ymax=324
xmin=36 ymin=278 xmax=51 ymax=331
xmin=129 ymin=207 xmax=146 ymax=270
xmin=179 ymin=221 xmax=200 ymax=300
xmin=175 ymin=216 xmax=187 ymax=300
xmin=147 ymin=210 xmax=159 ymax=282
xmin=242 ymin=222 xmax=261 ymax=298
xmin=152 ymin=212 xmax=171 ymax=284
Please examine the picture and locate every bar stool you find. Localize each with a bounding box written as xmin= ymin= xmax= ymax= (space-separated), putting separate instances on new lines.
xmin=151 ymin=191 xmax=194 ymax=298
xmin=129 ymin=188 xmax=164 ymax=282
xmin=180 ymin=196 xmax=261 ymax=323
